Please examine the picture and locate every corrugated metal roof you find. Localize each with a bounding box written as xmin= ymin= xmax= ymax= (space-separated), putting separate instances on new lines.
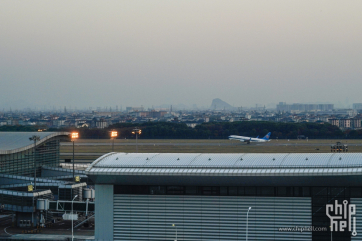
xmin=0 ymin=132 xmax=70 ymax=154
xmin=88 ymin=152 xmax=362 ymax=169
xmin=86 ymin=167 xmax=362 ymax=177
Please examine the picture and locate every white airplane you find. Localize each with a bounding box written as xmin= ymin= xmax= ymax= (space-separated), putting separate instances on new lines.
xmin=228 ymin=132 xmax=271 ymax=144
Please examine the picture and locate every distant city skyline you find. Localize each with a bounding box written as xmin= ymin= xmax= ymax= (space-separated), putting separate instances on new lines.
xmin=1 ymin=1 xmax=361 ymax=109
xmin=0 ymin=98 xmax=359 ymax=112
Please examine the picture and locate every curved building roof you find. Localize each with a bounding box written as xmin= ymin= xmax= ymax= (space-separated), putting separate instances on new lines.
xmin=87 ymin=152 xmax=362 ymax=170
xmin=0 ymin=132 xmax=70 ymax=154
xmin=86 ymin=153 xmax=362 ymax=186
xmin=86 ymin=152 xmax=362 ymax=175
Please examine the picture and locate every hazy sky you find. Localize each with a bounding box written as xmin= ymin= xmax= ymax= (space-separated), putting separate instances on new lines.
xmin=1 ymin=0 xmax=361 ymax=110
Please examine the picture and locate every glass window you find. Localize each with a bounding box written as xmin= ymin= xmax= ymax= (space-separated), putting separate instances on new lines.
xmin=330 ymin=187 xmax=345 ymax=196
xmin=286 ymin=187 xmax=292 ymax=196
xmin=150 ymin=186 xmax=166 ymax=195
xmin=294 ymin=187 xmax=303 ymax=197
xmin=133 ymin=185 xmax=149 ymax=194
xmin=220 ymin=186 xmax=228 ymax=195
xmin=278 ymin=187 xmax=287 ymax=196
xmin=201 ymin=186 xmax=219 ymax=195
xmin=245 ymin=187 xmax=256 ymax=196
xmin=228 ymin=187 xmax=237 ymax=196
xmin=350 ymin=187 xmax=362 ymax=198
xmin=185 ymin=186 xmax=197 ymax=195
xmin=302 ymin=187 xmax=310 ymax=196
xmin=237 ymin=187 xmax=244 ymax=196
xmin=261 ymin=187 xmax=275 ymax=196
xmin=167 ymin=186 xmax=184 ymax=195
xmin=312 ymin=187 xmax=327 ymax=196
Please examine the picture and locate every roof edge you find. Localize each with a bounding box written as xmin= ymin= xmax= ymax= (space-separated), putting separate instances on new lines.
xmin=0 ymin=132 xmax=70 ymax=155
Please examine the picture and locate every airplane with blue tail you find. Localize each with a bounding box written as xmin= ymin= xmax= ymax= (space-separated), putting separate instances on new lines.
xmin=228 ymin=132 xmax=271 ymax=144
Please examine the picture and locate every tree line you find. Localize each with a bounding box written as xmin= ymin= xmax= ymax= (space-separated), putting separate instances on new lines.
xmin=0 ymin=121 xmax=357 ymax=139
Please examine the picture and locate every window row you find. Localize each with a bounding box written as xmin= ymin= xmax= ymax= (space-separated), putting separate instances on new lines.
xmin=114 ymin=185 xmax=362 ymax=198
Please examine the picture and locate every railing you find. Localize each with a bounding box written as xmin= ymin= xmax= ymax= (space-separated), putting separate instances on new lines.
xmin=73 ymin=213 xmax=94 ymax=228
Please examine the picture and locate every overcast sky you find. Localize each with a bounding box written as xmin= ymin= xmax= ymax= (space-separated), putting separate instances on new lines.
xmin=1 ymin=0 xmax=361 ymax=110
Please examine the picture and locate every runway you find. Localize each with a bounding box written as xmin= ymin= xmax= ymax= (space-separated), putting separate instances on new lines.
xmin=60 ymin=142 xmax=362 ymax=147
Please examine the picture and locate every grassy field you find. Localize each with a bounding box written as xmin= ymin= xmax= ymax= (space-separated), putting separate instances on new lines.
xmin=60 ymin=139 xmax=362 ymax=162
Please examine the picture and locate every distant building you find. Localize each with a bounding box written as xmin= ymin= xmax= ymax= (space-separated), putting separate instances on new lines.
xmin=149 ymin=110 xmax=167 ymax=118
xmin=340 ymin=119 xmax=351 ymax=128
xmin=329 ymin=118 xmax=361 ymax=129
xmin=95 ymin=118 xmax=109 ymax=129
xmin=277 ymin=102 xmax=334 ymax=112
xmin=353 ymin=103 xmax=362 ymax=110
xmin=351 ymin=118 xmax=362 ymax=129
xmin=92 ymin=111 xmax=119 ymax=117
xmin=317 ymin=109 xmax=357 ymax=117
xmin=329 ymin=119 xmax=340 ymax=127
xmin=126 ymin=107 xmax=144 ymax=113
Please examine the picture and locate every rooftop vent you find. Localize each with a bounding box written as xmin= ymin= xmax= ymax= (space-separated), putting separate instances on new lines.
xmin=306 ymin=158 xmax=308 ymax=160
xmin=339 ymin=157 xmax=342 ymax=160
xmin=177 ymin=158 xmax=180 ymax=160
xmin=273 ymin=158 xmax=275 ymax=161
xmin=116 ymin=157 xmax=118 ymax=160
xmin=208 ymin=158 xmax=211 ymax=161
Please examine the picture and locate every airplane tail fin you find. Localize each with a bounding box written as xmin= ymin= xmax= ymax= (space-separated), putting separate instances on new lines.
xmin=262 ymin=132 xmax=271 ymax=140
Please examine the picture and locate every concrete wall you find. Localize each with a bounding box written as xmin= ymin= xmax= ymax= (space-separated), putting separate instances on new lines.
xmin=95 ymin=184 xmax=113 ymax=241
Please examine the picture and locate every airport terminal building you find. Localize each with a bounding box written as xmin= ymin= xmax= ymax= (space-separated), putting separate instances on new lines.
xmin=0 ymin=132 xmax=92 ymax=227
xmin=0 ymin=132 xmax=68 ymax=176
xmin=87 ymin=152 xmax=362 ymax=241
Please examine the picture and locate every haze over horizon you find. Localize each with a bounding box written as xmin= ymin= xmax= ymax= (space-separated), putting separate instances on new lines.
xmin=1 ymin=1 xmax=361 ymax=110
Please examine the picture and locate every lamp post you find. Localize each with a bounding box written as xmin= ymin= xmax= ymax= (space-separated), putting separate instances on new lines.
xmin=29 ymin=135 xmax=40 ymax=191
xmin=172 ymin=224 xmax=177 ymax=241
xmin=246 ymin=207 xmax=252 ymax=241
xmin=29 ymin=135 xmax=40 ymax=227
xmin=72 ymin=194 xmax=78 ymax=241
xmin=132 ymin=128 xmax=141 ymax=153
xmin=71 ymin=132 xmax=78 ymax=181
xmin=110 ymin=131 xmax=118 ymax=152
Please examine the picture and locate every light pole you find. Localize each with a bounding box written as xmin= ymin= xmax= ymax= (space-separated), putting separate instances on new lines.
xmin=71 ymin=132 xmax=79 ymax=181
xmin=172 ymin=224 xmax=177 ymax=241
xmin=29 ymin=135 xmax=40 ymax=228
xmin=110 ymin=131 xmax=118 ymax=152
xmin=71 ymin=194 xmax=78 ymax=241
xmin=29 ymin=135 xmax=40 ymax=191
xmin=246 ymin=207 xmax=252 ymax=241
xmin=132 ymin=128 xmax=141 ymax=153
